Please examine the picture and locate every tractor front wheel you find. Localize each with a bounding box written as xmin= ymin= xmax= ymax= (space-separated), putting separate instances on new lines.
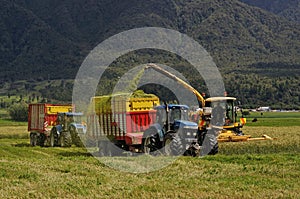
xmin=60 ymin=131 xmax=72 ymax=147
xmin=164 ymin=133 xmax=184 ymax=156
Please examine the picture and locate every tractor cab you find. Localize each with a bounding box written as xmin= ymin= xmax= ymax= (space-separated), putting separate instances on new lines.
xmin=56 ymin=112 xmax=85 ymax=131
xmin=50 ymin=112 xmax=87 ymax=147
xmin=154 ymin=104 xmax=191 ymax=131
xmin=142 ymin=104 xmax=198 ymax=155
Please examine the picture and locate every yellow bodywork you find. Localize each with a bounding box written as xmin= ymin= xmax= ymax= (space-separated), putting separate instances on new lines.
xmin=91 ymin=92 xmax=159 ymax=114
xmin=46 ymin=105 xmax=73 ymax=114
xmin=218 ymin=130 xmax=251 ymax=142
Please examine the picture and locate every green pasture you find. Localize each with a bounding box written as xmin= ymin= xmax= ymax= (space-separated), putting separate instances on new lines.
xmin=0 ymin=113 xmax=299 ymax=198
xmin=240 ymin=111 xmax=300 ymax=127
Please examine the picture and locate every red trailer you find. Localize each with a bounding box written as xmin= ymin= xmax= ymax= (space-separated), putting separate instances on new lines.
xmin=28 ymin=104 xmax=74 ymax=146
xmin=87 ymin=94 xmax=159 ymax=154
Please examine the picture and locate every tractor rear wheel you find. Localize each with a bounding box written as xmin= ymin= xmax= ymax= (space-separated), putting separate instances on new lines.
xmin=60 ymin=131 xmax=72 ymax=147
xmin=70 ymin=127 xmax=84 ymax=147
xmin=50 ymin=129 xmax=58 ymax=147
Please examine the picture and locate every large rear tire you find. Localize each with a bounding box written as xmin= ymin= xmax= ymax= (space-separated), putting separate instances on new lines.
xmin=70 ymin=126 xmax=84 ymax=147
xmin=50 ymin=129 xmax=58 ymax=147
xmin=142 ymin=132 xmax=159 ymax=155
xmin=60 ymin=131 xmax=72 ymax=147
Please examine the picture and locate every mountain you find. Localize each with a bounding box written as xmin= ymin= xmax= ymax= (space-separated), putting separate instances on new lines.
xmin=0 ymin=0 xmax=299 ymax=108
xmin=240 ymin=0 xmax=300 ymax=23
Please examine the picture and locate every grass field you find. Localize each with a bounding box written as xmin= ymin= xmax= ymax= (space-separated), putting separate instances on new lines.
xmin=0 ymin=112 xmax=299 ymax=198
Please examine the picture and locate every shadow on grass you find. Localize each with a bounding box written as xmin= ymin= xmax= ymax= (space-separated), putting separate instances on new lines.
xmin=59 ymin=151 xmax=93 ymax=157
xmin=14 ymin=143 xmax=32 ymax=147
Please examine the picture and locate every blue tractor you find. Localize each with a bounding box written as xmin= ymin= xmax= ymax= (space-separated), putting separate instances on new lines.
xmin=50 ymin=112 xmax=87 ymax=147
xmin=142 ymin=104 xmax=199 ymax=156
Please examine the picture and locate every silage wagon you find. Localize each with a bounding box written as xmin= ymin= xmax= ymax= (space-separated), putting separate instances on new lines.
xmin=86 ymin=94 xmax=160 ymax=155
xmin=28 ymin=103 xmax=74 ymax=146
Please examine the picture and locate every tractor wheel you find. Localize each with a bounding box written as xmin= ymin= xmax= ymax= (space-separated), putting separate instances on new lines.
xmin=163 ymin=134 xmax=173 ymax=155
xmin=70 ymin=127 xmax=84 ymax=147
xmin=142 ymin=133 xmax=159 ymax=155
xmin=50 ymin=129 xmax=58 ymax=147
xmin=30 ymin=132 xmax=37 ymax=146
xmin=164 ymin=133 xmax=184 ymax=156
xmin=60 ymin=131 xmax=72 ymax=147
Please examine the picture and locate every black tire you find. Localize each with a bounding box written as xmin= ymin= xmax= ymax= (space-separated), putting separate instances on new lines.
xmin=60 ymin=131 xmax=72 ymax=147
xmin=50 ymin=128 xmax=58 ymax=147
xmin=164 ymin=133 xmax=184 ymax=156
xmin=208 ymin=142 xmax=219 ymax=155
xmin=70 ymin=126 xmax=84 ymax=147
xmin=142 ymin=132 xmax=159 ymax=155
xmin=197 ymin=130 xmax=206 ymax=146
xmin=30 ymin=132 xmax=37 ymax=146
xmin=200 ymin=132 xmax=219 ymax=156
xmin=37 ymin=133 xmax=46 ymax=147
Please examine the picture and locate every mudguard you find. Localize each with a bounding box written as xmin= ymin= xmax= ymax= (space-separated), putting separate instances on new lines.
xmin=69 ymin=123 xmax=87 ymax=134
xmin=144 ymin=123 xmax=164 ymax=142
xmin=55 ymin=125 xmax=62 ymax=133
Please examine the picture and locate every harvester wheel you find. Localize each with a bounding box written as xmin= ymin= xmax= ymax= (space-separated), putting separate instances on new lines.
xmin=200 ymin=132 xmax=219 ymax=156
xmin=164 ymin=133 xmax=184 ymax=156
xmin=60 ymin=131 xmax=72 ymax=147
xmin=208 ymin=143 xmax=219 ymax=155
xmin=50 ymin=129 xmax=58 ymax=147
xmin=30 ymin=132 xmax=37 ymax=146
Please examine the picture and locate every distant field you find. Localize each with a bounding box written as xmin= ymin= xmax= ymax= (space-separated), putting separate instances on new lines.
xmin=241 ymin=111 xmax=300 ymax=127
xmin=0 ymin=114 xmax=299 ymax=198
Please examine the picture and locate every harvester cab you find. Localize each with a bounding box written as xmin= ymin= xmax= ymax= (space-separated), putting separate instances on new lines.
xmin=142 ymin=104 xmax=199 ymax=156
xmin=201 ymin=97 xmax=249 ymax=142
xmin=50 ymin=112 xmax=86 ymax=147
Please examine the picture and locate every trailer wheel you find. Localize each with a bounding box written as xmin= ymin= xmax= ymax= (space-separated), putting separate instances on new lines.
xmin=37 ymin=133 xmax=46 ymax=147
xmin=142 ymin=133 xmax=159 ymax=154
xmin=164 ymin=133 xmax=184 ymax=156
xmin=50 ymin=129 xmax=58 ymax=147
xmin=60 ymin=131 xmax=72 ymax=147
xmin=30 ymin=132 xmax=37 ymax=146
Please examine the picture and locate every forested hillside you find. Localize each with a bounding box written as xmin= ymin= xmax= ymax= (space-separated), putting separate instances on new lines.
xmin=240 ymin=0 xmax=300 ymax=23
xmin=0 ymin=0 xmax=299 ymax=109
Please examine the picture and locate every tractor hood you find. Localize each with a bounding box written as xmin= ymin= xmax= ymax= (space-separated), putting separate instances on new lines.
xmin=174 ymin=120 xmax=198 ymax=129
xmin=71 ymin=123 xmax=87 ymax=134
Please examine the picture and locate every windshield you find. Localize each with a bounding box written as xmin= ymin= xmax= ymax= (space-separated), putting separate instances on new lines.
xmin=225 ymin=100 xmax=235 ymax=123
xmin=156 ymin=107 xmax=189 ymax=124
xmin=169 ymin=108 xmax=189 ymax=121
